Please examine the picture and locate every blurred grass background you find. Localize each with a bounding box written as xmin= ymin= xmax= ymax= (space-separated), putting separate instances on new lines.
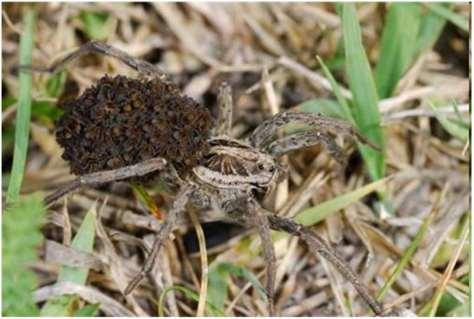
xmin=2 ymin=2 xmax=470 ymax=316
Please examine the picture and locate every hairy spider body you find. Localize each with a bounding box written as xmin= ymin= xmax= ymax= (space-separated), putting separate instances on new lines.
xmin=37 ymin=41 xmax=386 ymax=316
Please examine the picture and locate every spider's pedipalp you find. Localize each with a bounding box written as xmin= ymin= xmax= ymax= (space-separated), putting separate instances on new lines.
xmin=214 ymin=82 xmax=234 ymax=136
xmin=264 ymin=130 xmax=348 ymax=167
xmin=249 ymin=111 xmax=381 ymax=151
xmin=21 ymin=41 xmax=168 ymax=79
xmin=124 ymin=185 xmax=193 ymax=295
xmin=44 ymin=157 xmax=167 ymax=205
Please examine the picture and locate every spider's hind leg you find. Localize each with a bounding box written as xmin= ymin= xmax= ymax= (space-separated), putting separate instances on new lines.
xmin=124 ymin=185 xmax=193 ymax=295
xmin=247 ymin=199 xmax=277 ymax=316
xmin=45 ymin=157 xmax=167 ymax=205
xmin=21 ymin=41 xmax=168 ymax=79
xmin=265 ymin=213 xmax=385 ymax=316
xmin=213 ymin=82 xmax=233 ymax=136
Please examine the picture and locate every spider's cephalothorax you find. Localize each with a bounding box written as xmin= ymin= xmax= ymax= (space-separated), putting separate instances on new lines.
xmin=195 ymin=138 xmax=280 ymax=192
xmin=188 ymin=136 xmax=284 ymax=220
xmin=39 ymin=41 xmax=385 ymax=316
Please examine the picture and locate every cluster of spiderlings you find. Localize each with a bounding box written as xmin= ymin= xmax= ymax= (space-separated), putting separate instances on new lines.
xmin=55 ymin=75 xmax=213 ymax=181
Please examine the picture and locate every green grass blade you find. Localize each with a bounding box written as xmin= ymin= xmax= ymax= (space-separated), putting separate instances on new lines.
xmin=446 ymin=300 xmax=470 ymax=317
xmin=41 ymin=206 xmax=97 ymax=316
xmin=2 ymin=194 xmax=45 ymax=316
xmin=323 ymin=38 xmax=345 ymax=71
xmin=341 ymin=3 xmax=385 ymax=181
xmin=40 ymin=295 xmax=79 ymax=316
xmin=157 ymin=285 xmax=223 ymax=316
xmin=425 ymin=3 xmax=469 ymax=32
xmin=436 ymin=275 xmax=470 ymax=315
xmin=6 ymin=10 xmax=36 ymax=205
xmin=426 ymin=217 xmax=469 ymax=316
xmin=298 ymin=98 xmax=348 ymax=120
xmin=428 ymin=101 xmax=469 ymax=142
xmin=45 ymin=71 xmax=67 ymax=97
xmin=207 ymin=262 xmax=267 ymax=315
xmin=376 ymin=197 xmax=438 ymax=301
xmin=74 ymin=303 xmax=100 ymax=316
xmin=295 ymin=177 xmax=391 ymax=227
xmin=415 ymin=3 xmax=449 ymax=54
xmin=57 ymin=207 xmax=96 ymax=283
xmin=316 ymin=55 xmax=354 ymax=123
xmin=80 ymin=11 xmax=110 ymax=40
xmin=375 ymin=3 xmax=421 ymax=98
xmin=451 ymin=100 xmax=469 ymax=127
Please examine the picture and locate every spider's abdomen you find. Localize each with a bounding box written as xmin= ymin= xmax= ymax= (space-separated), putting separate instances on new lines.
xmin=56 ymin=75 xmax=212 ymax=180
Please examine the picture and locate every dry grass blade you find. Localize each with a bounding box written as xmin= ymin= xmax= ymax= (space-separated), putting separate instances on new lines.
xmin=33 ymin=282 xmax=134 ymax=316
xmin=95 ymin=200 xmax=148 ymax=316
xmin=243 ymin=13 xmax=286 ymax=56
xmin=377 ymin=185 xmax=448 ymax=302
xmin=44 ymin=240 xmax=102 ymax=270
xmin=424 ymin=218 xmax=470 ymax=316
xmin=187 ymin=209 xmax=209 ymax=316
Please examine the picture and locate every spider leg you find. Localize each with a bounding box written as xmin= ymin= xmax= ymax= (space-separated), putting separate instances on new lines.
xmin=264 ymin=214 xmax=384 ymax=316
xmin=20 ymin=40 xmax=168 ymax=79
xmin=214 ymin=82 xmax=233 ymax=136
xmin=45 ymin=157 xmax=167 ymax=205
xmin=249 ymin=111 xmax=381 ymax=151
xmin=247 ymin=199 xmax=276 ymax=316
xmin=264 ymin=130 xmax=347 ymax=167
xmin=124 ymin=185 xmax=192 ymax=295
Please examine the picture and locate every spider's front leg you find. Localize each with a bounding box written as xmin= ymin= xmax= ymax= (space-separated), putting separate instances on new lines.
xmin=20 ymin=40 xmax=168 ymax=79
xmin=264 ymin=129 xmax=348 ymax=167
xmin=213 ymin=82 xmax=233 ymax=136
xmin=249 ymin=111 xmax=381 ymax=151
xmin=124 ymin=185 xmax=193 ymax=295
xmin=45 ymin=157 xmax=167 ymax=205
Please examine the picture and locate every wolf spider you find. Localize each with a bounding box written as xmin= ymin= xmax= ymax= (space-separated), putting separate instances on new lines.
xmin=35 ymin=41 xmax=385 ymax=316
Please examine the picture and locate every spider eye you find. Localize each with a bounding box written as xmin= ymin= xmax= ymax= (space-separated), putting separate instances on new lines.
xmin=257 ymin=163 xmax=265 ymax=170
